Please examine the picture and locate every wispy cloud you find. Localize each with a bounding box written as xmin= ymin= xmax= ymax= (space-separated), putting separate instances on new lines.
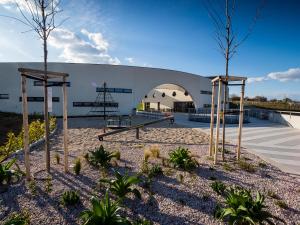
xmin=267 ymin=68 xmax=300 ymax=82
xmin=49 ymin=28 xmax=120 ymax=65
xmin=124 ymin=57 xmax=134 ymax=64
xmin=247 ymin=76 xmax=267 ymax=84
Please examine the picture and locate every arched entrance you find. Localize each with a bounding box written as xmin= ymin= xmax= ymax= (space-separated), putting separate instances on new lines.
xmin=137 ymin=83 xmax=196 ymax=113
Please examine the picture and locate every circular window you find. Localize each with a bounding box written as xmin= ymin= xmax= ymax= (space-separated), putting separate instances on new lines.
xmin=184 ymin=91 xmax=189 ymax=96
xmin=144 ymin=95 xmax=147 ymax=98
xmin=162 ymin=92 xmax=165 ymax=97
xmin=172 ymin=91 xmax=176 ymax=97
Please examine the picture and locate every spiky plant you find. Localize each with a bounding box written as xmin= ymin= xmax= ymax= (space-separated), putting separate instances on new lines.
xmin=0 ymin=158 xmax=19 ymax=191
xmin=100 ymin=170 xmax=141 ymax=201
xmin=80 ymin=191 xmax=131 ymax=225
xmin=211 ymin=181 xmax=227 ymax=196
xmin=169 ymin=147 xmax=198 ymax=170
xmin=4 ymin=211 xmax=30 ymax=225
xmin=216 ymin=186 xmax=285 ymax=225
xmin=88 ymin=145 xmax=117 ymax=168
xmin=61 ymin=190 xmax=80 ymax=206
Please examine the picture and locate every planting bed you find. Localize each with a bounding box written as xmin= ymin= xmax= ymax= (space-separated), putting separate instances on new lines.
xmin=0 ymin=116 xmax=299 ymax=224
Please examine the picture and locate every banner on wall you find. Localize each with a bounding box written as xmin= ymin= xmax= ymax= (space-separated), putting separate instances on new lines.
xmin=48 ymin=87 xmax=52 ymax=112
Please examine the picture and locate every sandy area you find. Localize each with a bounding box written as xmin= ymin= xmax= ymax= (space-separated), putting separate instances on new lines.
xmin=0 ymin=116 xmax=299 ymax=225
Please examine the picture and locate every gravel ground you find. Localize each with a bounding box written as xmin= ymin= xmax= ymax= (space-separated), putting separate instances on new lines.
xmin=0 ymin=116 xmax=299 ymax=225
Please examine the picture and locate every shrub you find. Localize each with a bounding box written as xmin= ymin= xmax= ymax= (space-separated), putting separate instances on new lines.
xmin=238 ymin=160 xmax=256 ymax=173
xmin=258 ymin=161 xmax=267 ymax=168
xmin=27 ymin=180 xmax=37 ymax=195
xmin=169 ymin=147 xmax=198 ymax=170
xmin=100 ymin=170 xmax=141 ymax=201
xmin=222 ymin=163 xmax=234 ymax=172
xmin=211 ymin=181 xmax=226 ymax=195
xmin=44 ymin=176 xmax=52 ymax=193
xmin=88 ymin=145 xmax=117 ymax=168
xmin=61 ymin=190 xmax=80 ymax=206
xmin=140 ymin=160 xmax=149 ymax=174
xmin=80 ymin=191 xmax=130 ymax=225
xmin=143 ymin=149 xmax=152 ymax=162
xmin=0 ymin=117 xmax=56 ymax=162
xmin=113 ymin=150 xmax=121 ymax=160
xmin=74 ymin=158 xmax=81 ymax=175
xmin=216 ymin=186 xmax=285 ymax=224
xmin=4 ymin=211 xmax=30 ymax=225
xmin=148 ymin=164 xmax=163 ymax=178
xmin=55 ymin=153 xmax=60 ymax=164
xmin=275 ymin=200 xmax=288 ymax=209
xmin=0 ymin=158 xmax=18 ymax=186
xmin=149 ymin=146 xmax=160 ymax=158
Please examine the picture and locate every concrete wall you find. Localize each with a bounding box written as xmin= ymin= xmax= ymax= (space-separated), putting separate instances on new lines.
xmin=268 ymin=111 xmax=300 ymax=129
xmin=0 ymin=62 xmax=220 ymax=116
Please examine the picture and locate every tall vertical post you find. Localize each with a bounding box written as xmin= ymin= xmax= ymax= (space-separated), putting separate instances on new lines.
xmin=214 ymin=80 xmax=222 ymax=164
xmin=44 ymin=78 xmax=50 ymax=173
xmin=103 ymin=82 xmax=107 ymax=133
xmin=209 ymin=82 xmax=216 ymax=156
xmin=221 ymin=82 xmax=227 ymax=161
xmin=237 ymin=80 xmax=245 ymax=160
xmin=21 ymin=75 xmax=31 ymax=181
xmin=62 ymin=77 xmax=68 ymax=173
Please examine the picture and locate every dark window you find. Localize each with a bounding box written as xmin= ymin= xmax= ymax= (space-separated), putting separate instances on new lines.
xmin=34 ymin=81 xmax=71 ymax=87
xmin=184 ymin=91 xmax=189 ymax=96
xmin=73 ymin=102 xmax=118 ymax=107
xmin=162 ymin=93 xmax=165 ymax=97
xmin=144 ymin=95 xmax=147 ymax=98
xmin=172 ymin=91 xmax=176 ymax=97
xmin=96 ymin=87 xmax=132 ymax=93
xmin=19 ymin=97 xmax=59 ymax=102
xmin=200 ymin=90 xmax=212 ymax=95
xmin=0 ymin=94 xmax=9 ymax=99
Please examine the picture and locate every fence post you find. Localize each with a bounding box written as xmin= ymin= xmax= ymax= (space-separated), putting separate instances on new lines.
xmin=136 ymin=127 xmax=140 ymax=139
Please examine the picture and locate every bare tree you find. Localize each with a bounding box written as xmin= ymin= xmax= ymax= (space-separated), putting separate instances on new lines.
xmin=3 ymin=0 xmax=65 ymax=173
xmin=204 ymin=0 xmax=265 ymax=160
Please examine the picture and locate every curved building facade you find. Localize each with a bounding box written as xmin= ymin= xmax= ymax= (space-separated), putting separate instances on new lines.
xmin=0 ymin=62 xmax=219 ymax=116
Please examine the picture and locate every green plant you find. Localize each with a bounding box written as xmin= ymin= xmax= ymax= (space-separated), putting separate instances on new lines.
xmin=140 ymin=160 xmax=149 ymax=174
xmin=258 ymin=161 xmax=267 ymax=168
xmin=44 ymin=176 xmax=52 ymax=193
xmin=61 ymin=190 xmax=80 ymax=206
xmin=100 ymin=170 xmax=141 ymax=201
xmin=0 ymin=158 xmax=18 ymax=187
xmin=74 ymin=158 xmax=81 ymax=175
xmin=168 ymin=147 xmax=198 ymax=170
xmin=223 ymin=163 xmax=234 ymax=172
xmin=238 ymin=160 xmax=256 ymax=173
xmin=148 ymin=164 xmax=163 ymax=178
xmin=88 ymin=145 xmax=117 ymax=168
xmin=113 ymin=150 xmax=121 ymax=160
xmin=275 ymin=200 xmax=288 ymax=209
xmin=4 ymin=211 xmax=30 ymax=225
xmin=211 ymin=181 xmax=226 ymax=195
xmin=55 ymin=153 xmax=60 ymax=164
xmin=80 ymin=191 xmax=131 ymax=225
xmin=27 ymin=180 xmax=37 ymax=195
xmin=216 ymin=186 xmax=285 ymax=225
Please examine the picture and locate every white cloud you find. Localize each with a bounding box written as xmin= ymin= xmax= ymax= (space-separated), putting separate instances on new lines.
xmin=124 ymin=57 xmax=134 ymax=64
xmin=48 ymin=28 xmax=120 ymax=65
xmin=247 ymin=76 xmax=267 ymax=84
xmin=267 ymin=68 xmax=300 ymax=82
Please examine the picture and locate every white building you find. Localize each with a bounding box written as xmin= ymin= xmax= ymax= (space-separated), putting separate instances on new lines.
xmin=0 ymin=62 xmax=222 ymax=116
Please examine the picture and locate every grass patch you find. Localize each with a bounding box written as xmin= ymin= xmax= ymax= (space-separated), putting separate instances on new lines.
xmin=238 ymin=160 xmax=256 ymax=173
xmin=258 ymin=161 xmax=267 ymax=168
xmin=223 ymin=163 xmax=234 ymax=172
xmin=275 ymin=200 xmax=288 ymax=209
xmin=267 ymin=190 xmax=280 ymax=200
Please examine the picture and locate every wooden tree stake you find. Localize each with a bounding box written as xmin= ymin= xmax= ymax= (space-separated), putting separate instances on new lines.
xmin=214 ymin=80 xmax=222 ymax=164
xmin=237 ymin=80 xmax=245 ymax=160
xmin=63 ymin=77 xmax=68 ymax=172
xmin=21 ymin=75 xmax=31 ymax=180
xmin=209 ymin=82 xmax=216 ymax=156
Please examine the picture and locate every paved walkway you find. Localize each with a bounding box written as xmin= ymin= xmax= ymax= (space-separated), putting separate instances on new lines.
xmin=174 ymin=113 xmax=300 ymax=176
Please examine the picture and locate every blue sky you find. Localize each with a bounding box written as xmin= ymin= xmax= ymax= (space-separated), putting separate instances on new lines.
xmin=0 ymin=0 xmax=299 ymax=99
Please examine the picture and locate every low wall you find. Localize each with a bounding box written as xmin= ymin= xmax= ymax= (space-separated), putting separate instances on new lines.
xmin=268 ymin=111 xmax=300 ymax=129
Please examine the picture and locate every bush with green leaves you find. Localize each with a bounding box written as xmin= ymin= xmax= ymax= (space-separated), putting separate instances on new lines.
xmin=215 ymin=186 xmax=285 ymax=225
xmin=148 ymin=164 xmax=163 ymax=178
xmin=74 ymin=158 xmax=81 ymax=175
xmin=168 ymin=147 xmax=198 ymax=170
xmin=88 ymin=145 xmax=118 ymax=168
xmin=0 ymin=158 xmax=20 ymax=192
xmin=238 ymin=160 xmax=256 ymax=173
xmin=80 ymin=191 xmax=131 ymax=225
xmin=100 ymin=169 xmax=141 ymax=201
xmin=61 ymin=190 xmax=80 ymax=206
xmin=0 ymin=117 xmax=56 ymax=162
xmin=4 ymin=211 xmax=30 ymax=225
xmin=210 ymin=181 xmax=227 ymax=195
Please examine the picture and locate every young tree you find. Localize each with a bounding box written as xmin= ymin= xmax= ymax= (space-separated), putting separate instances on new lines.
xmin=5 ymin=0 xmax=65 ymax=173
xmin=205 ymin=0 xmax=265 ymax=160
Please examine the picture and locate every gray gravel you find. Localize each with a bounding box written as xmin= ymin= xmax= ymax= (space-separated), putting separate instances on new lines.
xmin=0 ymin=116 xmax=299 ymax=225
